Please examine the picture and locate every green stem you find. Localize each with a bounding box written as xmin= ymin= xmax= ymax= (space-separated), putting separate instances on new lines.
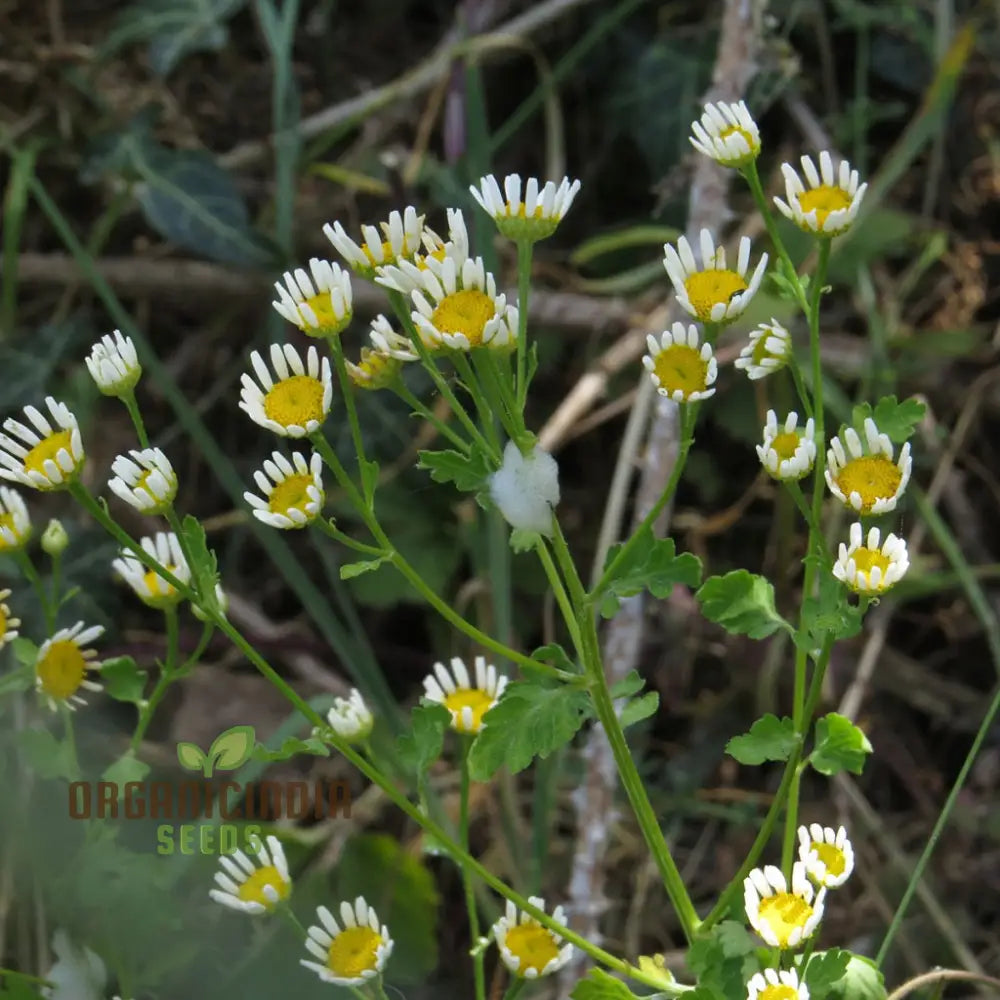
xmin=310 ymin=432 xmax=574 ymax=684
xmin=120 ymin=391 xmax=150 ymax=449
xmin=327 ymin=336 xmax=371 ymax=499
xmin=453 ymin=352 xmax=502 ymax=454
xmin=789 ymin=357 xmax=814 ymax=420
xmin=551 ymin=520 xmax=700 ymax=943
xmin=514 ymin=238 xmax=532 ymax=410
xmin=14 ymin=549 xmax=54 ymax=633
xmin=313 ymin=517 xmax=387 ymax=557
xmin=470 ymin=350 xmax=520 ymax=446
xmin=783 ymin=481 xmax=826 ymax=559
xmin=60 ymin=703 xmax=81 ymax=781
xmin=130 ymin=605 xmax=179 ymax=753
xmin=278 ymin=902 xmax=308 ymax=938
xmin=502 ymin=979 xmax=527 ymax=1000
xmin=460 ymin=738 xmax=486 ymax=1000
xmin=535 ymin=538 xmax=584 ymax=656
xmin=390 ymin=381 xmax=471 ymax=453
xmin=49 ymin=550 xmax=62 ymax=620
xmin=589 ymin=404 xmax=696 ymax=602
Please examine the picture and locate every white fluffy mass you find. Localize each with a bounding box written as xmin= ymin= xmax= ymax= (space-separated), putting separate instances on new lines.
xmin=489 ymin=441 xmax=560 ymax=535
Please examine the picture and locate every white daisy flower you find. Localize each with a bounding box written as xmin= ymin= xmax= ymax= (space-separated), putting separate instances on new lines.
xmin=0 ymin=397 xmax=84 ymax=491
xmin=209 ymin=835 xmax=291 ymax=914
xmin=108 ymin=447 xmax=177 ymax=514
xmin=422 ymin=655 xmax=508 ymax=734
xmin=272 ymin=258 xmax=353 ymax=337
xmin=323 ymin=206 xmax=425 ymax=279
xmin=239 ymin=344 xmax=333 ymax=438
xmin=825 ymin=417 xmax=912 ymax=515
xmin=368 ymin=315 xmax=419 ymax=361
xmin=757 ymin=410 xmax=816 ymax=482
xmin=744 ymin=863 xmax=825 ymax=949
xmin=326 ymin=688 xmax=374 ymax=742
xmin=375 ymin=207 xmax=471 ymax=295
xmin=34 ymin=621 xmax=104 ymax=712
xmin=410 ymin=254 xmax=517 ymax=352
xmin=0 ymin=589 xmax=21 ymax=652
xmin=301 ymin=897 xmax=393 ymax=985
xmin=747 ymin=967 xmax=809 ymax=1000
xmin=85 ymin=330 xmax=141 ymax=397
xmin=0 ymin=485 xmax=31 ymax=551
xmin=663 ymin=229 xmax=768 ymax=324
xmin=689 ymin=100 xmax=761 ymax=168
xmin=832 ymin=524 xmax=909 ymax=595
xmin=774 ymin=152 xmax=867 ymax=236
xmin=735 ymin=319 xmax=793 ymax=380
xmin=470 ymin=174 xmax=581 ymax=242
xmin=112 ymin=532 xmax=191 ymax=610
xmin=489 ymin=440 xmax=560 ymax=536
xmin=642 ymin=323 xmax=717 ymax=403
xmin=797 ymin=824 xmax=855 ymax=889
xmin=244 ymin=450 xmax=324 ymax=529
xmin=492 ymin=896 xmax=573 ymax=978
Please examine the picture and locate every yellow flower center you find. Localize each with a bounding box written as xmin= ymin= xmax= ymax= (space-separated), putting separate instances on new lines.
xmin=810 ymin=841 xmax=847 ymax=877
xmin=269 ymin=473 xmax=316 ymax=519
xmin=798 ymin=185 xmax=852 ymax=228
xmin=263 ymin=376 xmax=326 ymax=430
xmin=36 ymin=640 xmax=87 ymax=701
xmin=653 ymin=345 xmax=709 ymax=397
xmin=139 ymin=564 xmax=182 ymax=607
xmin=505 ymin=922 xmax=560 ymax=976
xmin=430 ymin=289 xmax=495 ymax=347
xmin=0 ymin=608 xmax=8 ymax=641
xmin=751 ymin=329 xmax=785 ymax=366
xmin=757 ymin=893 xmax=815 ymax=948
xmin=0 ymin=512 xmax=21 ymax=550
xmin=770 ymin=431 xmax=801 ymax=461
xmin=443 ymin=688 xmax=495 ymax=733
xmin=834 ymin=455 xmax=902 ymax=513
xmin=363 ymin=239 xmax=395 ymax=267
xmin=327 ymin=926 xmax=381 ymax=978
xmin=683 ymin=269 xmax=747 ymax=321
xmin=719 ymin=124 xmax=756 ymax=149
xmin=302 ymin=293 xmax=346 ymax=334
xmin=761 ymin=985 xmax=799 ymax=1000
xmin=236 ymin=865 xmax=289 ymax=909
xmin=350 ymin=349 xmax=398 ymax=390
xmin=24 ymin=430 xmax=75 ymax=485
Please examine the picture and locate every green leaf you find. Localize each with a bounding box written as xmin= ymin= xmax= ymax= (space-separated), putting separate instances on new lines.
xmin=334 ymin=834 xmax=440 ymax=984
xmin=209 ymin=724 xmax=256 ymax=771
xmin=0 ymin=664 xmax=34 ymax=698
xmin=509 ymin=528 xmax=542 ymax=553
xmin=715 ymin=919 xmax=756 ymax=958
xmin=104 ymin=0 xmax=246 ymax=76
xmin=340 ymin=556 xmax=390 ymax=580
xmin=468 ymin=680 xmax=595 ymax=780
xmin=570 ymin=968 xmax=643 ymax=999
xmin=102 ymin=751 xmax=151 ymax=786
xmin=531 ymin=643 xmax=577 ymax=673
xmin=180 ymin=514 xmax=221 ymax=611
xmin=17 ymin=729 xmax=77 ymax=781
xmin=610 ymin=670 xmax=646 ymax=699
xmin=851 ymin=395 xmax=925 ymax=445
xmin=800 ymin=948 xmax=851 ymax=1000
xmin=176 ymin=741 xmax=206 ymax=772
xmin=417 ymin=448 xmax=492 ymax=492
xmin=11 ymin=637 xmax=38 ymax=667
xmin=726 ymin=714 xmax=797 ymax=765
xmin=396 ymin=703 xmax=450 ymax=780
xmin=620 ymin=691 xmax=659 ymax=729
xmin=598 ymin=529 xmax=703 ymax=617
xmin=811 ymin=713 xmax=873 ymax=776
xmin=251 ymin=735 xmax=331 ymax=762
xmin=0 ymin=970 xmax=47 ymax=999
xmin=797 ymin=569 xmax=864 ymax=651
xmin=360 ymin=458 xmax=380 ymax=502
xmin=687 ymin=921 xmax=760 ymax=1000
xmin=696 ymin=570 xmax=792 ymax=639
xmin=824 ymin=954 xmax=886 ymax=1000
xmin=99 ymin=656 xmax=147 ymax=704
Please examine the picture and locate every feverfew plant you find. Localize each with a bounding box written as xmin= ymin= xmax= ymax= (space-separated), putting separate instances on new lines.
xmin=5 ymin=99 xmax=980 ymax=1000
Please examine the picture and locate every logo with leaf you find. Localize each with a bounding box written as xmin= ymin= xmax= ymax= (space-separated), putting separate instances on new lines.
xmin=176 ymin=725 xmax=255 ymax=778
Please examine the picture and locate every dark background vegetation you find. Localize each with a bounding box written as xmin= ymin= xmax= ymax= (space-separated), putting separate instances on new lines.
xmin=2 ymin=0 xmax=1000 ymax=996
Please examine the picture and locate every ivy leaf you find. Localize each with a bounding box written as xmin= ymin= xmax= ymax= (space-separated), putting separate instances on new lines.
xmin=17 ymin=729 xmax=77 ymax=781
xmin=811 ymin=714 xmax=873 ymax=776
xmin=340 ymin=556 xmax=390 ymax=580
xmin=570 ymin=968 xmax=643 ymax=999
xmin=824 ymin=954 xmax=886 ymax=1000
xmin=726 ymin=714 xmax=797 ymax=765
xmin=851 ymin=395 xmax=925 ymax=445
xmin=417 ymin=449 xmax=492 ymax=493
xmin=696 ymin=570 xmax=792 ymax=639
xmin=620 ymin=691 xmax=659 ymax=729
xmin=397 ymin=703 xmax=450 ymax=781
xmin=598 ymin=529 xmax=703 ymax=618
xmin=800 ymin=949 xmax=851 ymax=1000
xmin=468 ymin=681 xmax=594 ymax=780
xmin=99 ymin=656 xmax=147 ymax=704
